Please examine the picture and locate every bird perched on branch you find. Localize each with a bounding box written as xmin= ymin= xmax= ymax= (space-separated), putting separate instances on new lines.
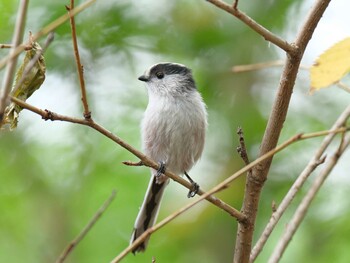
xmin=130 ymin=62 xmax=207 ymax=253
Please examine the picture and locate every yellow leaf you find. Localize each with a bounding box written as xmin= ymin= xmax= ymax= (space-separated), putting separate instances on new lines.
xmin=310 ymin=37 xmax=350 ymax=93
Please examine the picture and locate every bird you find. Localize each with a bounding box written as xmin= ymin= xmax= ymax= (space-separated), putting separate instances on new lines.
xmin=130 ymin=62 xmax=207 ymax=253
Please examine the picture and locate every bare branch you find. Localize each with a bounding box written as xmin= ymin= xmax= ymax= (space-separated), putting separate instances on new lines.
xmin=250 ymin=104 xmax=350 ymax=262
xmin=206 ymin=0 xmax=295 ymax=53
xmin=337 ymin=81 xmax=350 ymax=93
xmin=66 ymin=0 xmax=91 ymax=119
xmin=0 ymin=0 xmax=96 ymax=71
xmin=111 ymin=127 xmax=349 ymax=262
xmin=9 ymin=97 xmax=245 ymax=221
xmin=0 ymin=0 xmax=29 ymax=122
xmin=0 ymin=43 xmax=32 ymax=50
xmin=268 ymin=134 xmax=350 ymax=263
xmin=56 ymin=190 xmax=117 ymax=263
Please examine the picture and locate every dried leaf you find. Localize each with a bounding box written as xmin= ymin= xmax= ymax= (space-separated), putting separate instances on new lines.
xmin=2 ymin=40 xmax=46 ymax=130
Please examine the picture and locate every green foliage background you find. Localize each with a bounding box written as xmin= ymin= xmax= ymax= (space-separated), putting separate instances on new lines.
xmin=1 ymin=1 xmax=350 ymax=262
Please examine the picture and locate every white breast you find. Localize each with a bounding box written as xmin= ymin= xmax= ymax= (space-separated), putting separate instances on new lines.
xmin=141 ymin=91 xmax=207 ymax=176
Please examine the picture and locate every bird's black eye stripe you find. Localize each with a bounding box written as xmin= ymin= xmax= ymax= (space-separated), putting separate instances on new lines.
xmin=156 ymin=71 xmax=164 ymax=79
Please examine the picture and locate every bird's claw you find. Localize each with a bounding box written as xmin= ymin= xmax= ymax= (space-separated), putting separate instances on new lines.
xmin=156 ymin=161 xmax=166 ymax=177
xmin=187 ymin=182 xmax=199 ymax=198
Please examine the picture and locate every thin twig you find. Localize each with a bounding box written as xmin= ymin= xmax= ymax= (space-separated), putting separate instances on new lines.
xmin=232 ymin=60 xmax=309 ymax=73
xmin=237 ymin=127 xmax=250 ymax=165
xmin=268 ymin=134 xmax=350 ymax=263
xmin=0 ymin=0 xmax=96 ymax=71
xmin=0 ymin=0 xmax=29 ymax=122
xmin=337 ymin=81 xmax=350 ymax=93
xmin=56 ymin=190 xmax=117 ymax=263
xmin=0 ymin=43 xmax=32 ymax=50
xmin=9 ymin=97 xmax=245 ymax=221
xmin=232 ymin=60 xmax=285 ymax=73
xmin=250 ymin=104 xmax=350 ymax=262
xmin=206 ymin=0 xmax=295 ymax=53
xmin=66 ymin=0 xmax=91 ymax=119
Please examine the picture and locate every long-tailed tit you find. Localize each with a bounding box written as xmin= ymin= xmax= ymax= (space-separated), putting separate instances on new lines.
xmin=130 ymin=62 xmax=207 ymax=253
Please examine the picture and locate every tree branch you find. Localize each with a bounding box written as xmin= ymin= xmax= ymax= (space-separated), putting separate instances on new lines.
xmin=0 ymin=0 xmax=96 ymax=71
xmin=268 ymin=134 xmax=350 ymax=263
xmin=9 ymin=96 xmax=245 ymax=221
xmin=56 ymin=190 xmax=117 ymax=263
xmin=250 ymin=104 xmax=350 ymax=262
xmin=0 ymin=0 xmax=29 ymax=122
xmin=66 ymin=0 xmax=91 ymax=119
xmin=230 ymin=1 xmax=331 ymax=262
xmin=111 ymin=127 xmax=349 ymax=262
xmin=206 ymin=0 xmax=295 ymax=53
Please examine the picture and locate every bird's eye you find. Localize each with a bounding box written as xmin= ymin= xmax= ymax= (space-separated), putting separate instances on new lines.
xmin=155 ymin=71 xmax=164 ymax=79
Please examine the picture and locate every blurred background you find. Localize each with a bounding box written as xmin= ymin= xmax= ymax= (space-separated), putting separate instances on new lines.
xmin=1 ymin=0 xmax=350 ymax=262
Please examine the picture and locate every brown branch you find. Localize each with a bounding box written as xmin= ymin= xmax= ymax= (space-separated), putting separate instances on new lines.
xmin=229 ymin=1 xmax=332 ymax=262
xmin=250 ymin=104 xmax=350 ymax=262
xmin=66 ymin=0 xmax=91 ymax=119
xmin=0 ymin=0 xmax=96 ymax=71
xmin=206 ymin=0 xmax=295 ymax=53
xmin=9 ymin=97 xmax=245 ymax=221
xmin=11 ymin=96 xmax=349 ymax=262
xmin=232 ymin=60 xmax=310 ymax=73
xmin=0 ymin=0 xmax=29 ymax=122
xmin=56 ymin=190 xmax=117 ymax=263
xmin=337 ymin=81 xmax=350 ymax=93
xmin=269 ymin=134 xmax=350 ymax=263
xmin=0 ymin=43 xmax=32 ymax=50
xmin=232 ymin=60 xmax=285 ymax=73
xmin=111 ymin=126 xmax=350 ymax=262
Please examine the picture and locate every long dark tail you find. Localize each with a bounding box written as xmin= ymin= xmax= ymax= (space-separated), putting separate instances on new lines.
xmin=130 ymin=175 xmax=167 ymax=253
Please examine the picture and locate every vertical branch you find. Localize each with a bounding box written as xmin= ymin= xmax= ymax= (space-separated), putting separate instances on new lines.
xmin=233 ymin=1 xmax=331 ymax=262
xmin=0 ymin=0 xmax=29 ymax=121
xmin=66 ymin=0 xmax=91 ymax=119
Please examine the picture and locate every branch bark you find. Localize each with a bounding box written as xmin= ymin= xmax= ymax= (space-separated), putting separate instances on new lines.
xmin=231 ymin=1 xmax=331 ymax=262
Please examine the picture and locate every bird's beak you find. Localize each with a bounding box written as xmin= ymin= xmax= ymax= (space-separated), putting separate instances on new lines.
xmin=138 ymin=74 xmax=149 ymax=82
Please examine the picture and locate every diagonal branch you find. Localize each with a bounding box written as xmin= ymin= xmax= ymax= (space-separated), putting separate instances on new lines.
xmin=111 ymin=127 xmax=350 ymax=262
xmin=11 ymin=97 xmax=349 ymax=262
xmin=206 ymin=0 xmax=295 ymax=53
xmin=250 ymin=104 xmax=350 ymax=262
xmin=9 ymin=96 xmax=245 ymax=221
xmin=56 ymin=190 xmax=117 ymax=263
xmin=268 ymin=134 xmax=350 ymax=263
